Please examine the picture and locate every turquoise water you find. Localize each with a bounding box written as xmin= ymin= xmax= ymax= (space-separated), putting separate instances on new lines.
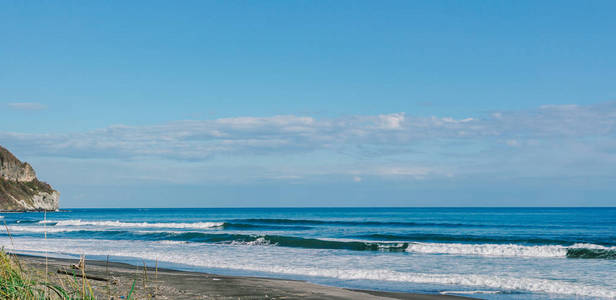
xmin=2 ymin=208 xmax=615 ymax=299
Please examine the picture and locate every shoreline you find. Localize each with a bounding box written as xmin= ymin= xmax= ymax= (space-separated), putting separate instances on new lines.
xmin=14 ymin=253 xmax=477 ymax=300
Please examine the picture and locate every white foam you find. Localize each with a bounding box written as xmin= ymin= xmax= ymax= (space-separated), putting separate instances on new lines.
xmin=405 ymin=242 xmax=616 ymax=258
xmin=7 ymin=226 xmax=85 ymax=233
xmin=569 ymin=243 xmax=615 ymax=250
xmin=157 ymin=240 xmax=188 ymax=245
xmin=230 ymin=237 xmax=274 ymax=246
xmin=440 ymin=290 xmax=501 ymax=295
xmin=41 ymin=220 xmax=224 ymax=229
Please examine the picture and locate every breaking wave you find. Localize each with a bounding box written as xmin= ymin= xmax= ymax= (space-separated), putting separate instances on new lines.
xmin=37 ymin=220 xmax=312 ymax=231
xmin=40 ymin=220 xmax=224 ymax=229
xmin=405 ymin=242 xmax=616 ymax=259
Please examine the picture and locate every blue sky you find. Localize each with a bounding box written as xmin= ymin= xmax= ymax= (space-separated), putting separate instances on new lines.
xmin=1 ymin=1 xmax=615 ymax=207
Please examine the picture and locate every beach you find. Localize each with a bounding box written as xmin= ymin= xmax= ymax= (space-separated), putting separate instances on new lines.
xmin=16 ymin=254 xmax=474 ymax=300
xmin=2 ymin=208 xmax=616 ymax=299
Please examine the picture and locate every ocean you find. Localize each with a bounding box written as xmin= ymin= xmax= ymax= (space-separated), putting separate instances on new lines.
xmin=1 ymin=207 xmax=615 ymax=299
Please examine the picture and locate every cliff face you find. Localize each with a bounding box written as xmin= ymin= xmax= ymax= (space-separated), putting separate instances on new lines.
xmin=0 ymin=145 xmax=59 ymax=211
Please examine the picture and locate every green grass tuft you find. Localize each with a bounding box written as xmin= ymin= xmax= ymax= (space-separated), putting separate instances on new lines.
xmin=0 ymin=250 xmax=96 ymax=299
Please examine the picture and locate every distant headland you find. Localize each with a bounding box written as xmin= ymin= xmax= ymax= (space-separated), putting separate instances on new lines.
xmin=0 ymin=145 xmax=59 ymax=211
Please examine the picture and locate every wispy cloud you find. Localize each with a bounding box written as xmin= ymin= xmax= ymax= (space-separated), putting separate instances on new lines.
xmin=2 ymin=102 xmax=616 ymax=183
xmin=0 ymin=113 xmax=481 ymax=160
xmin=2 ymin=102 xmax=615 ymax=160
xmin=7 ymin=102 xmax=48 ymax=111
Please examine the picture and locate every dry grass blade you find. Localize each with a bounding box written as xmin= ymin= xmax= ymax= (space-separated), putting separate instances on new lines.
xmin=142 ymin=260 xmax=149 ymax=299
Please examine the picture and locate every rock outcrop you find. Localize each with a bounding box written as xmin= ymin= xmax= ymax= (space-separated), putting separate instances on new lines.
xmin=0 ymin=145 xmax=59 ymax=211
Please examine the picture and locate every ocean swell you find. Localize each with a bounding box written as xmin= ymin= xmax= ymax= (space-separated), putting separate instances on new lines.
xmin=232 ymin=218 xmax=547 ymax=228
xmin=566 ymin=247 xmax=616 ymax=259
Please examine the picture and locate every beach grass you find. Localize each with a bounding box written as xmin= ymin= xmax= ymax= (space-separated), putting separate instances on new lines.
xmin=0 ymin=249 xmax=98 ymax=300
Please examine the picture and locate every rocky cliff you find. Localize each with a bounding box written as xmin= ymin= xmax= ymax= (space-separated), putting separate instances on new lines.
xmin=0 ymin=145 xmax=59 ymax=211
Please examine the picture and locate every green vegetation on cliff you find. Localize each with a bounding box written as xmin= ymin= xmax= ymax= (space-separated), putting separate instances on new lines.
xmin=0 ymin=178 xmax=56 ymax=211
xmin=0 ymin=145 xmax=59 ymax=211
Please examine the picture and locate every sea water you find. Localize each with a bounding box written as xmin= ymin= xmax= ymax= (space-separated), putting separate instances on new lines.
xmin=1 ymin=207 xmax=615 ymax=299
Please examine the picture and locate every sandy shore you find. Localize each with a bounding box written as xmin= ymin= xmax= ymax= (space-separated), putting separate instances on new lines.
xmin=16 ymin=254 xmax=477 ymax=300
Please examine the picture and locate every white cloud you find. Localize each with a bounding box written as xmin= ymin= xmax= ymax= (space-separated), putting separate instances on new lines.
xmin=7 ymin=102 xmax=47 ymax=111
xmin=441 ymin=117 xmax=474 ymax=123
xmin=1 ymin=103 xmax=615 ymax=177
xmin=377 ymin=113 xmax=405 ymax=129
xmin=4 ymin=102 xmax=616 ymax=186
xmin=374 ymin=166 xmax=434 ymax=179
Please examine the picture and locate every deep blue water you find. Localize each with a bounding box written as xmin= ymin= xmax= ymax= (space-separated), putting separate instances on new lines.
xmin=2 ymin=208 xmax=615 ymax=299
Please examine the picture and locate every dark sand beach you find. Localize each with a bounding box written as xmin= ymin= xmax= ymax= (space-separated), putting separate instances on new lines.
xmin=17 ymin=254 xmax=477 ymax=300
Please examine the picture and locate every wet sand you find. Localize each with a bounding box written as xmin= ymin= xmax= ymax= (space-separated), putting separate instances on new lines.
xmin=17 ymin=254 xmax=478 ymax=300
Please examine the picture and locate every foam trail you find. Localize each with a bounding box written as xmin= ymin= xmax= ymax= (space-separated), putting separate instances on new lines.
xmin=406 ymin=242 xmax=567 ymax=257
xmin=42 ymin=220 xmax=224 ymax=229
xmin=6 ymin=226 xmax=87 ymax=233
